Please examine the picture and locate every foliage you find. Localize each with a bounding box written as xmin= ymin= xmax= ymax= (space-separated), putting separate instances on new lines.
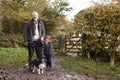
xmin=1 ymin=17 xmax=25 ymax=33
xmin=0 ymin=33 xmax=24 ymax=47
xmin=42 ymin=0 xmax=72 ymax=35
xmin=0 ymin=0 xmax=72 ymax=36
xmin=50 ymin=0 xmax=72 ymax=15
xmin=42 ymin=7 xmax=60 ymax=35
xmin=74 ymin=0 xmax=120 ymax=66
xmin=60 ymin=56 xmax=120 ymax=80
xmin=0 ymin=0 xmax=47 ymax=34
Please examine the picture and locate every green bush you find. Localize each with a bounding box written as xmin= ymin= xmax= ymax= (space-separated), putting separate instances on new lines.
xmin=0 ymin=33 xmax=24 ymax=47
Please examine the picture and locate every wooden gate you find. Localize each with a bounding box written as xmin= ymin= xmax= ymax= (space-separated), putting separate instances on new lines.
xmin=65 ymin=36 xmax=82 ymax=54
xmin=52 ymin=35 xmax=82 ymax=54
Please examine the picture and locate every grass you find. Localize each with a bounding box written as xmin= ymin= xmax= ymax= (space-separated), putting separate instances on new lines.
xmin=0 ymin=47 xmax=63 ymax=67
xmin=60 ymin=56 xmax=120 ymax=80
xmin=0 ymin=46 xmax=28 ymax=67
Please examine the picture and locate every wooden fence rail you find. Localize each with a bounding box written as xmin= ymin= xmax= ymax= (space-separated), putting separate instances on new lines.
xmin=51 ymin=36 xmax=59 ymax=52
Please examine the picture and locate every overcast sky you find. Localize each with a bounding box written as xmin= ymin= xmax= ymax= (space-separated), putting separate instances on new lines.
xmin=66 ymin=0 xmax=93 ymax=21
xmin=50 ymin=0 xmax=100 ymax=21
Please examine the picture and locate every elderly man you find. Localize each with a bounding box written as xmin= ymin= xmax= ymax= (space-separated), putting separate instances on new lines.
xmin=23 ymin=11 xmax=45 ymax=71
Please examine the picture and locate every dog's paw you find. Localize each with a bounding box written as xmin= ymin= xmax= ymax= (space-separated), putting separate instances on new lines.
xmin=41 ymin=71 xmax=44 ymax=74
xmin=37 ymin=70 xmax=41 ymax=74
xmin=32 ymin=70 xmax=35 ymax=73
xmin=38 ymin=72 xmax=41 ymax=75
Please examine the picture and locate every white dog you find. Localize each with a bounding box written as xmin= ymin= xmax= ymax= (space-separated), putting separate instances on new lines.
xmin=31 ymin=58 xmax=46 ymax=74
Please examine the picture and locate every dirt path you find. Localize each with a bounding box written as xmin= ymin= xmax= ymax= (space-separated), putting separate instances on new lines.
xmin=0 ymin=57 xmax=98 ymax=80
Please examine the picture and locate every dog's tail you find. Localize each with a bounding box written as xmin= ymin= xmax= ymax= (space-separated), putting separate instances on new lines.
xmin=23 ymin=63 xmax=29 ymax=68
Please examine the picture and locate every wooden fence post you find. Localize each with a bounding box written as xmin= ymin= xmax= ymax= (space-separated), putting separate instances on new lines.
xmin=58 ymin=34 xmax=65 ymax=54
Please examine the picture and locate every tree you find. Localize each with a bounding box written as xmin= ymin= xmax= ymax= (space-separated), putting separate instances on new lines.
xmin=50 ymin=0 xmax=72 ymax=15
xmin=74 ymin=0 xmax=120 ymax=67
xmin=42 ymin=0 xmax=72 ymax=35
xmin=0 ymin=0 xmax=47 ymax=34
xmin=0 ymin=0 xmax=72 ymax=35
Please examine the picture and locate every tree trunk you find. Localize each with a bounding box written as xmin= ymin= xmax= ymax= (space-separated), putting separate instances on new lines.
xmin=110 ymin=53 xmax=115 ymax=67
xmin=87 ymin=52 xmax=90 ymax=58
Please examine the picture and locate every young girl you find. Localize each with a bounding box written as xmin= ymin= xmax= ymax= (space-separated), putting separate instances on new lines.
xmin=44 ymin=35 xmax=53 ymax=71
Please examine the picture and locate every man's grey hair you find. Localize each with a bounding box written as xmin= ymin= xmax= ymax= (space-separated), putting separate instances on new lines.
xmin=32 ymin=11 xmax=39 ymax=16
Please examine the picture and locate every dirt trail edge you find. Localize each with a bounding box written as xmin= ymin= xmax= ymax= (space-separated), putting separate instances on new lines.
xmin=0 ymin=57 xmax=98 ymax=80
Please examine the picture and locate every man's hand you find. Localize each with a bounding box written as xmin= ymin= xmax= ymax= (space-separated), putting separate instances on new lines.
xmin=41 ymin=37 xmax=44 ymax=41
xmin=25 ymin=42 xmax=28 ymax=46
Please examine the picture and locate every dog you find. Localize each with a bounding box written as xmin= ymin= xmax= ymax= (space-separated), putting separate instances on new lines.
xmin=30 ymin=58 xmax=46 ymax=74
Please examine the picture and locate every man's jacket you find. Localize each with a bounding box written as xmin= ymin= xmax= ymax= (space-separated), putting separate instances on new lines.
xmin=23 ymin=19 xmax=45 ymax=43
